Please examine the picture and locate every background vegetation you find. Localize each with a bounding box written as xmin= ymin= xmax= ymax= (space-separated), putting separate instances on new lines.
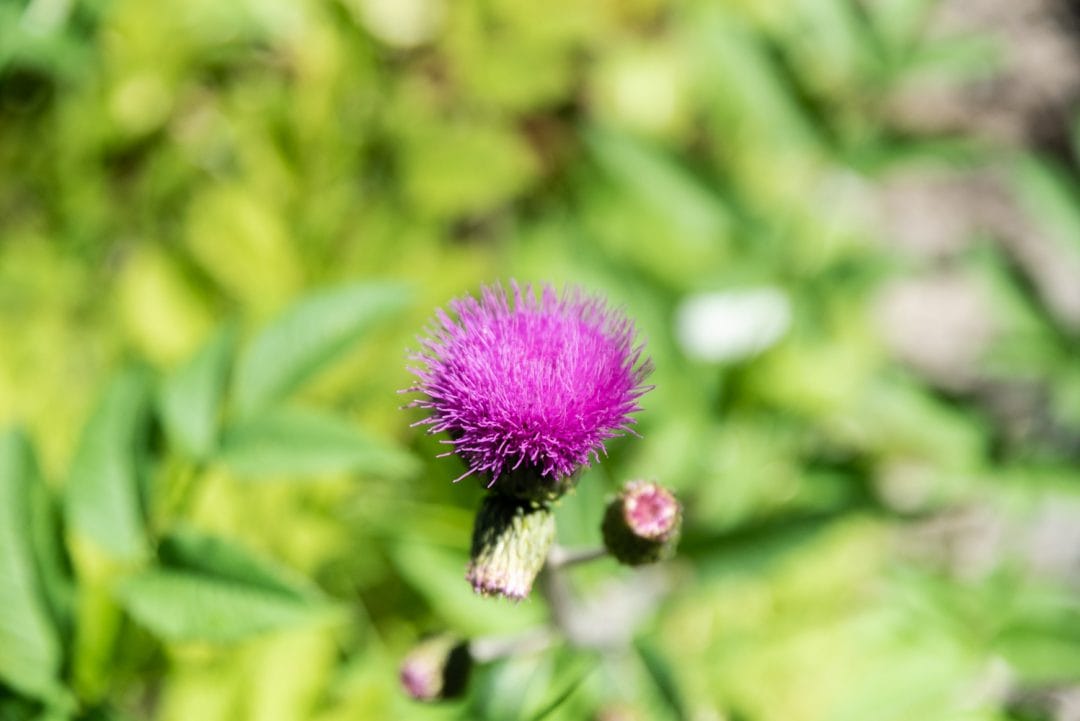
xmin=3 ymin=0 xmax=1080 ymax=719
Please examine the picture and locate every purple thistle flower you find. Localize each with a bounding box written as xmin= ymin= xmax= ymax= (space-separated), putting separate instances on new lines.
xmin=406 ymin=281 xmax=653 ymax=493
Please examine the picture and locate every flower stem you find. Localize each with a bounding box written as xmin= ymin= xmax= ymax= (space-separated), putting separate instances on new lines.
xmin=469 ymin=627 xmax=554 ymax=663
xmin=546 ymin=545 xmax=608 ymax=570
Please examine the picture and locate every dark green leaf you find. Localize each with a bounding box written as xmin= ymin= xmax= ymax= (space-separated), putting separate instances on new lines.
xmin=217 ymin=408 xmax=417 ymax=480
xmin=0 ymin=431 xmax=63 ymax=701
xmin=158 ymin=325 xmax=235 ymax=460
xmin=64 ymin=370 xmax=150 ymax=560
xmin=231 ymin=282 xmax=409 ymax=417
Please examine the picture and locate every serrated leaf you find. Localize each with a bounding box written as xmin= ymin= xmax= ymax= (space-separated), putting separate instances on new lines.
xmin=232 ymin=282 xmax=409 ymax=417
xmin=64 ymin=370 xmax=150 ymax=560
xmin=159 ymin=325 xmax=235 ymax=459
xmin=116 ymin=570 xmax=320 ymax=643
xmin=115 ymin=527 xmax=327 ymax=643
xmin=217 ymin=408 xmax=417 ymax=480
xmin=158 ymin=527 xmax=318 ymax=601
xmin=0 ymin=430 xmax=63 ymax=701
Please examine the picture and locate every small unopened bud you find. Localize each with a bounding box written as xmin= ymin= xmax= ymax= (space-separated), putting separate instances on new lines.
xmin=400 ymin=634 xmax=472 ymax=702
xmin=602 ymin=481 xmax=681 ymax=566
xmin=467 ymin=494 xmax=555 ymax=600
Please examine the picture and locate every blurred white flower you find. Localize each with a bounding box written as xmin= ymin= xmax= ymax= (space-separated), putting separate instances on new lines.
xmin=675 ymin=287 xmax=792 ymax=363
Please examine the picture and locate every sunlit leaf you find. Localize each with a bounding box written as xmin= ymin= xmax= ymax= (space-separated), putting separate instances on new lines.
xmin=1013 ymin=154 xmax=1080 ymax=258
xmin=159 ymin=325 xmax=236 ymax=460
xmin=26 ymin=455 xmax=75 ymax=644
xmin=232 ymin=282 xmax=409 ymax=417
xmin=157 ymin=527 xmax=320 ymax=600
xmin=117 ymin=529 xmax=330 ymax=642
xmin=116 ymin=570 xmax=320 ymax=643
xmin=64 ymin=370 xmax=150 ymax=560
xmin=0 ymin=431 xmax=64 ymax=702
xmin=217 ymin=408 xmax=418 ymax=480
xmin=389 ymin=541 xmax=544 ymax=636
xmin=635 ymin=638 xmax=688 ymax=721
xmin=585 ymin=128 xmax=731 ymax=241
xmin=525 ymin=655 xmax=598 ymax=721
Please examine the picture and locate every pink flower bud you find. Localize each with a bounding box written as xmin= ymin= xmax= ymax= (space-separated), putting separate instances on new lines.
xmin=400 ymin=634 xmax=472 ymax=702
xmin=602 ymin=481 xmax=681 ymax=566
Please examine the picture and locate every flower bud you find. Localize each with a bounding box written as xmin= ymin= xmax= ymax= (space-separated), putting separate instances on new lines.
xmin=601 ymin=481 xmax=681 ymax=566
xmin=400 ymin=634 xmax=472 ymax=702
xmin=467 ymin=494 xmax=556 ymax=600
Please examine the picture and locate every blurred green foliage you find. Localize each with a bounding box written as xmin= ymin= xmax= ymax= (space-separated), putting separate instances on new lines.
xmin=3 ymin=0 xmax=1080 ymax=719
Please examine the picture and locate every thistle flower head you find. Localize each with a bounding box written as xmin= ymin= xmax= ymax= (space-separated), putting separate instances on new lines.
xmin=406 ymin=282 xmax=653 ymax=496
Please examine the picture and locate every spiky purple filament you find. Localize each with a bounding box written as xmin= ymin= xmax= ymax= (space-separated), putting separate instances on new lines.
xmin=406 ymin=282 xmax=653 ymax=487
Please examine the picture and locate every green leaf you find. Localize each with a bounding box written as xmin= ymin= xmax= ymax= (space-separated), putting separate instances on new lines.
xmin=26 ymin=459 xmax=75 ymax=643
xmin=231 ymin=282 xmax=409 ymax=417
xmin=117 ymin=528 xmax=329 ymax=642
xmin=389 ymin=541 xmax=544 ymax=636
xmin=469 ymin=648 xmax=557 ymax=721
xmin=585 ymin=128 xmax=731 ymax=241
xmin=634 ymin=638 xmax=688 ymax=721
xmin=994 ymin=584 xmax=1080 ymax=684
xmin=157 ymin=527 xmax=319 ymax=601
xmin=525 ymin=656 xmax=597 ymax=721
xmin=158 ymin=325 xmax=236 ymax=460
xmin=33 ymin=705 xmax=77 ymax=721
xmin=115 ymin=570 xmax=320 ymax=643
xmin=0 ymin=430 xmax=63 ymax=701
xmin=64 ymin=370 xmax=150 ymax=560
xmin=866 ymin=0 xmax=936 ymax=56
xmin=217 ymin=408 xmax=418 ymax=480
xmin=1013 ymin=154 xmax=1080 ymax=257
